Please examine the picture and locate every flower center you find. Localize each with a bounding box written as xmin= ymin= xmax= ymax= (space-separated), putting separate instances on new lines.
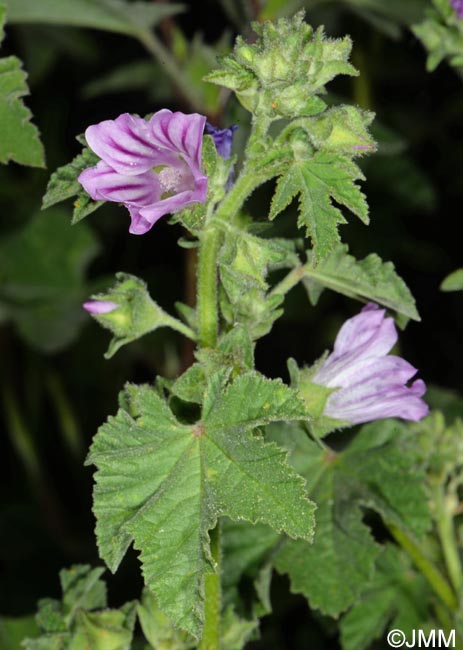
xmin=157 ymin=164 xmax=193 ymax=198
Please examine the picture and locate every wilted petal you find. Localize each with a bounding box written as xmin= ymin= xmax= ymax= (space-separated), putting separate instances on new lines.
xmin=83 ymin=300 xmax=119 ymax=314
xmin=85 ymin=113 xmax=163 ymax=175
xmin=79 ymin=161 xmax=161 ymax=205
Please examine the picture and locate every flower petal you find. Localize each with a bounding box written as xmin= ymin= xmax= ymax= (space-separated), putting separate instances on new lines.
xmin=149 ymin=110 xmax=206 ymax=169
xmin=79 ymin=161 xmax=161 ymax=205
xmin=85 ymin=113 xmax=164 ymax=175
xmin=319 ymin=354 xmax=418 ymax=390
xmin=130 ymin=176 xmax=208 ymax=234
xmin=314 ymin=307 xmax=398 ymax=385
xmin=83 ymin=300 xmax=119 ymax=314
xmin=325 ymin=383 xmax=429 ymax=424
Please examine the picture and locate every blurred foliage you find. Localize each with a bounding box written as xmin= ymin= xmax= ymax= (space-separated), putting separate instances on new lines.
xmin=1 ymin=0 xmax=463 ymax=649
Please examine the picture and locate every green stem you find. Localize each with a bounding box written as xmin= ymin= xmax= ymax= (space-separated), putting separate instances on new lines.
xmin=164 ymin=314 xmax=197 ymax=342
xmin=270 ymin=265 xmax=305 ymax=297
xmin=137 ymin=30 xmax=203 ymax=112
xmin=388 ymin=522 xmax=458 ymax=611
xmin=197 ymin=226 xmax=222 ymax=349
xmin=433 ymin=485 xmax=463 ymax=595
xmin=199 ymin=524 xmax=222 ymax=650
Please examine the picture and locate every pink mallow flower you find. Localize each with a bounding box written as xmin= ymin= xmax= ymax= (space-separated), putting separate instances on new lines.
xmin=312 ymin=303 xmax=428 ymax=425
xmin=78 ymin=110 xmax=208 ymax=235
xmin=83 ymin=300 xmax=119 ymax=314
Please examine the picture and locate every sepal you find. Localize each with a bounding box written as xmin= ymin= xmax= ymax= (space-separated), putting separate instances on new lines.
xmin=84 ymin=273 xmax=193 ymax=358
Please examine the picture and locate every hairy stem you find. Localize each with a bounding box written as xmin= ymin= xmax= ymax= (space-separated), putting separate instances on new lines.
xmin=197 ymin=226 xmax=221 ymax=349
xmin=388 ymin=522 xmax=458 ymax=612
xmin=270 ymin=265 xmax=305 ymax=297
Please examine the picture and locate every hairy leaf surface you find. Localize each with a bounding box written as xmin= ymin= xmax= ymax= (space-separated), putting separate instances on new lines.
xmin=87 ymin=373 xmax=314 ymax=637
xmin=302 ymin=244 xmax=419 ymax=321
xmin=270 ymin=152 xmax=368 ymax=260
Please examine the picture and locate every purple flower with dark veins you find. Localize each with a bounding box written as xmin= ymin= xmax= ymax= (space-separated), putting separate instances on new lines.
xmin=78 ymin=110 xmax=208 ymax=235
xmin=312 ymin=303 xmax=428 ymax=425
xmin=83 ymin=300 xmax=119 ymax=314
xmin=451 ymin=0 xmax=463 ymax=18
xmin=205 ymin=123 xmax=238 ymax=159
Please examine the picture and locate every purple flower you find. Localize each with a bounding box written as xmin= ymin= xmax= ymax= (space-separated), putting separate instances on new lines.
xmin=311 ymin=303 xmax=428 ymax=425
xmin=451 ymin=0 xmax=463 ymax=18
xmin=83 ymin=300 xmax=119 ymax=314
xmin=78 ymin=110 xmax=208 ymax=235
xmin=205 ymin=123 xmax=237 ymax=159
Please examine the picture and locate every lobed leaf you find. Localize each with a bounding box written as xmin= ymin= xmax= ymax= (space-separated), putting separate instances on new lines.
xmin=302 ymin=244 xmax=419 ymax=321
xmin=270 ymin=152 xmax=368 ymax=260
xmin=87 ymin=373 xmax=314 ymax=637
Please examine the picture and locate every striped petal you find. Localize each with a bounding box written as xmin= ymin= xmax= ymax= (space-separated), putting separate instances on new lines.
xmin=79 ymin=161 xmax=160 ymax=206
xmin=149 ymin=110 xmax=206 ymax=170
xmin=85 ymin=113 xmax=172 ymax=175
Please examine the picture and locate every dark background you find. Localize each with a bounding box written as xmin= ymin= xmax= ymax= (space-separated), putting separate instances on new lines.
xmin=1 ymin=1 xmax=462 ymax=648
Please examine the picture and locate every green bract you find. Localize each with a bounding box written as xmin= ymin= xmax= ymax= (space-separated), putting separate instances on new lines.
xmin=206 ymin=12 xmax=357 ymax=119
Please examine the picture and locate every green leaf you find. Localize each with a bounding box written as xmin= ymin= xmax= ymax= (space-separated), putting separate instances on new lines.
xmin=87 ymin=373 xmax=314 ymax=637
xmin=270 ymin=423 xmax=380 ymax=617
xmin=6 ymin=0 xmax=184 ymax=38
xmin=71 ymin=603 xmax=136 ymax=650
xmin=218 ymin=220 xmax=297 ymax=338
xmin=441 ymin=268 xmax=463 ymax=291
xmin=0 ymin=616 xmax=39 ymax=650
xmin=171 ymin=327 xmax=254 ymax=405
xmin=270 ymin=152 xmax=368 ymax=260
xmin=222 ymin=519 xmax=279 ymax=610
xmin=0 ymin=11 xmax=45 ymax=167
xmin=339 ymin=545 xmax=429 ymax=650
xmin=0 ymin=209 xmax=99 ymax=352
xmin=1 ymin=0 xmax=44 ymax=167
xmin=42 ymin=146 xmax=103 ymax=224
xmin=137 ymin=589 xmax=195 ymax=650
xmin=269 ymin=418 xmax=431 ymax=616
xmin=413 ymin=3 xmax=463 ymax=72
xmin=302 ymin=244 xmax=419 ymax=322
xmin=23 ymin=565 xmax=121 ymax=650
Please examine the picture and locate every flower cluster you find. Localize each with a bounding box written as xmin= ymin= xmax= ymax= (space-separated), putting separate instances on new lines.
xmin=79 ymin=110 xmax=208 ymax=235
xmin=312 ymin=303 xmax=428 ymax=425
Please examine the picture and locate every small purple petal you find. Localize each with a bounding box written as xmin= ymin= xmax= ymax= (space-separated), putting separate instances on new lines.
xmin=312 ymin=303 xmax=428 ymax=425
xmin=83 ymin=300 xmax=119 ymax=314
xmin=205 ymin=123 xmax=237 ymax=159
xmin=451 ymin=0 xmax=463 ymax=18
